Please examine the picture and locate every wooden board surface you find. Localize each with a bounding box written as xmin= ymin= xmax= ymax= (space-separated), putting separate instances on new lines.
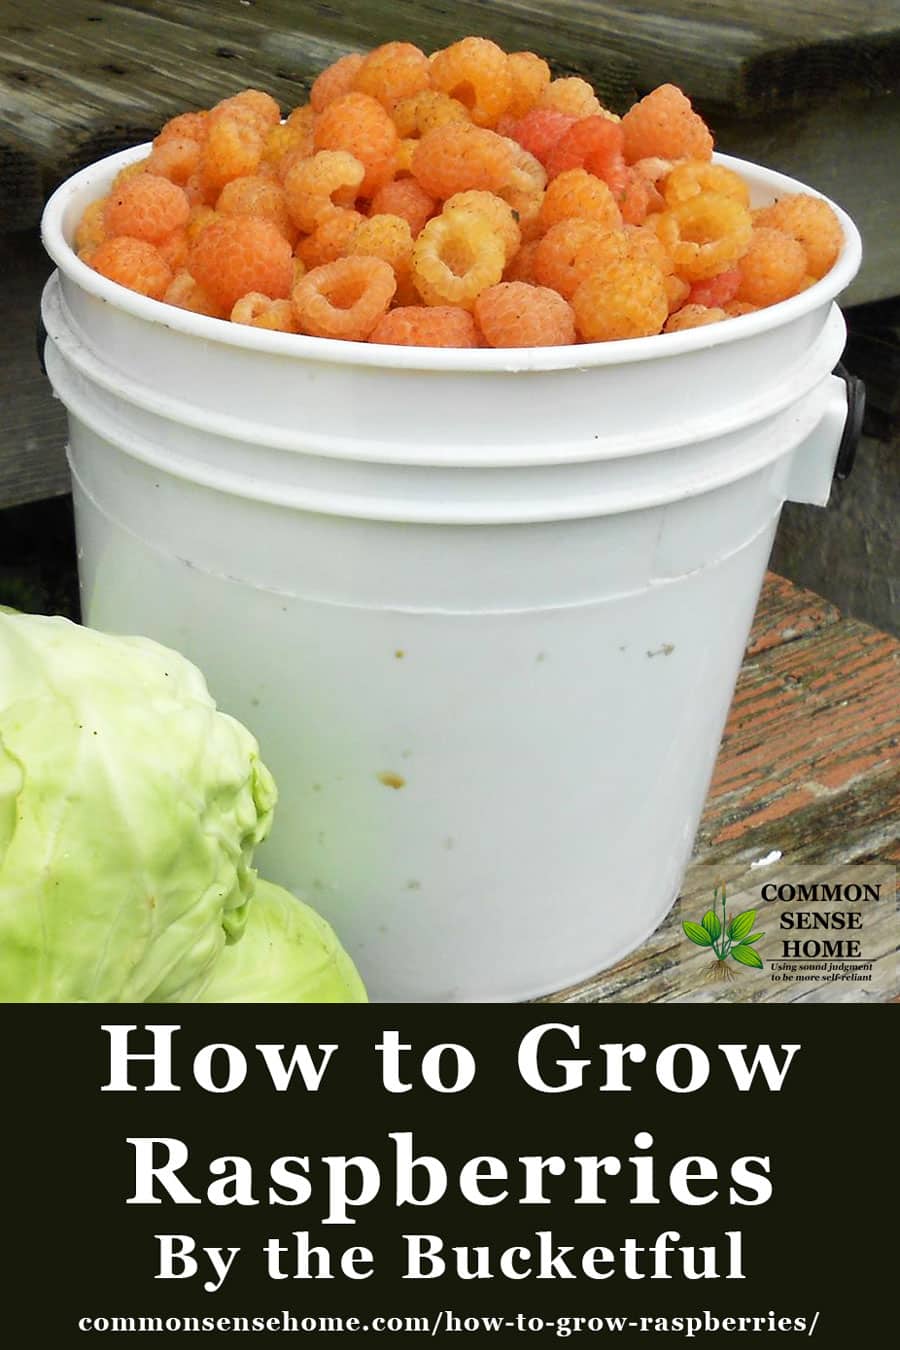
xmin=1 ymin=1 xmax=898 ymax=302
xmin=545 ymin=574 xmax=900 ymax=1004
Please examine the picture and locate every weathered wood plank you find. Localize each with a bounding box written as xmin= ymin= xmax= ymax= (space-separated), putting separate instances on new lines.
xmin=0 ymin=233 xmax=69 ymax=509
xmin=545 ymin=607 xmax=900 ymax=1003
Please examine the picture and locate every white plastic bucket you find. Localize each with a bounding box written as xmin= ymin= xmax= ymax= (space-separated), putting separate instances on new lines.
xmin=41 ymin=145 xmax=861 ymax=1002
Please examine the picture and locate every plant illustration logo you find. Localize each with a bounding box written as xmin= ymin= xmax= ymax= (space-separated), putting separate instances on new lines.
xmin=682 ymin=882 xmax=764 ymax=977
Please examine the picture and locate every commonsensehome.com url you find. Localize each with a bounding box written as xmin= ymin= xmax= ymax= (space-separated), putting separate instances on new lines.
xmin=75 ymin=1311 xmax=822 ymax=1338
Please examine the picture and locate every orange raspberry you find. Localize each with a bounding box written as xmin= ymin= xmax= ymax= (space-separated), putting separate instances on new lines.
xmin=618 ymin=168 xmax=656 ymax=225
xmin=443 ymin=191 xmax=521 ymax=262
xmin=510 ymin=107 xmax=576 ymax=166
xmin=157 ymin=227 xmax=189 ymax=272
xmin=665 ymin=274 xmax=691 ymax=311
xmin=663 ymin=161 xmax=749 ymax=209
xmin=189 ymin=216 xmax=294 ymax=310
xmin=734 ymin=227 xmax=807 ymax=306
xmin=91 ymin=237 xmax=173 ymax=300
xmin=475 ymin=281 xmax=576 ymax=347
xmin=370 ymin=178 xmax=436 ymax=235
xmin=354 ymin=41 xmax=431 ymax=109
xmin=295 ymin=208 xmax=365 ymax=269
xmin=346 ymin=214 xmax=414 ymax=279
xmin=292 ymin=256 xmax=396 ymax=340
xmin=314 ymin=92 xmax=398 ymax=197
xmin=664 ymin=304 xmax=727 ymax=332
xmin=572 ymin=256 xmax=668 ymax=340
xmin=310 ymin=53 xmax=366 ymax=112
xmin=163 ymin=270 xmax=224 ymax=317
xmin=412 ymin=208 xmax=505 ymax=308
xmin=231 ymin=293 xmax=300 ymax=332
xmin=429 ymin=36 xmax=513 ymax=128
xmin=392 ymin=90 xmax=470 ymax=139
xmin=199 ymin=115 xmax=264 ymax=198
xmin=146 ymin=136 xmax=202 ymax=185
xmin=538 ymin=78 xmax=602 ymax=119
xmin=503 ymin=238 xmax=541 ymax=284
xmin=506 ymin=52 xmax=552 ymax=119
xmin=104 ymin=174 xmax=190 ymax=244
xmin=753 ymin=194 xmax=842 ymax=279
xmin=654 ymin=191 xmax=752 ymax=281
xmin=411 ymin=123 xmax=514 ymax=199
xmin=687 ymin=266 xmax=741 ymax=308
xmin=217 ymin=175 xmax=297 ymax=244
xmin=538 ymin=168 xmax=622 ymax=232
xmin=209 ymin=89 xmax=281 ymax=134
xmin=369 ymin=305 xmax=479 ymax=347
xmin=622 ymin=84 xmax=713 ymax=164
xmin=283 ymin=150 xmax=365 ymax=232
xmin=394 ymin=138 xmax=417 ymax=176
xmin=533 ymin=219 xmax=615 ymax=298
xmin=75 ymin=198 xmax=108 ymax=255
xmin=545 ymin=116 xmax=627 ymax=194
xmin=155 ymin=111 xmax=209 ymax=146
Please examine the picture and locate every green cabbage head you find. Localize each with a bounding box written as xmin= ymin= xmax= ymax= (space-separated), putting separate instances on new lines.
xmin=195 ymin=879 xmax=367 ymax=1003
xmin=0 ymin=611 xmax=276 ymax=1002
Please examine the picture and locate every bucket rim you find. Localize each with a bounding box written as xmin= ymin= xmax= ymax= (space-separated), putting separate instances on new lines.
xmin=42 ymin=144 xmax=862 ymax=373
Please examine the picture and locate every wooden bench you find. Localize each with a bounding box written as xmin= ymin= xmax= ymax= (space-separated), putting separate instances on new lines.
xmin=545 ymin=573 xmax=900 ymax=1003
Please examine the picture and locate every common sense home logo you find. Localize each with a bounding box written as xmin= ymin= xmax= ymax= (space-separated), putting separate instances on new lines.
xmin=682 ymin=883 xmax=764 ymax=977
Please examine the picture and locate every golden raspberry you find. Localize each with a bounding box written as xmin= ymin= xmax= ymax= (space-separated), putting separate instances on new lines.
xmin=655 ymin=191 xmax=752 ymax=281
xmin=429 ymin=36 xmax=513 ymax=128
xmin=231 ymin=293 xmax=300 ymax=332
xmin=752 ymin=194 xmax=842 ymax=279
xmin=665 ymin=274 xmax=691 ymax=311
xmin=310 ymin=53 xmax=366 ymax=113
xmin=664 ymin=304 xmax=727 ymax=332
xmin=724 ymin=300 xmax=758 ymax=317
xmin=538 ymin=168 xmax=622 ymax=233
xmin=370 ymin=178 xmax=436 ymax=235
xmin=411 ymin=208 xmax=506 ymax=308
xmin=347 ymin=214 xmax=414 ymax=280
xmin=186 ymin=205 xmax=218 ymax=243
xmin=314 ymin=92 xmax=399 ymax=197
xmin=75 ymin=198 xmax=108 ymax=254
xmin=443 ymin=191 xmax=521 ymax=262
xmin=572 ymin=256 xmax=668 ymax=340
xmin=295 ymin=209 xmax=365 ymax=269
xmin=217 ymin=175 xmax=297 ymax=244
xmin=188 ymin=215 xmax=294 ymax=310
xmin=91 ymin=237 xmax=173 ymax=300
xmin=621 ymin=84 xmax=713 ymax=163
xmin=111 ymin=158 xmax=149 ymax=191
xmin=104 ymin=174 xmax=190 ymax=244
xmin=394 ymin=138 xmax=417 ymax=176
xmin=506 ymin=52 xmax=552 ymax=119
xmin=734 ymin=227 xmax=807 ymax=306
xmin=199 ymin=115 xmax=264 ymax=198
xmin=475 ymin=281 xmax=576 ymax=347
xmin=412 ymin=123 xmax=514 ymax=199
xmin=261 ymin=117 xmax=315 ymax=174
xmin=163 ymin=270 xmax=224 ymax=317
xmin=369 ymin=305 xmax=479 ymax=347
xmin=663 ymin=161 xmax=749 ymax=208
xmin=292 ymin=256 xmax=396 ymax=340
xmin=497 ymin=139 xmax=547 ymax=238
xmin=209 ymin=89 xmax=281 ymax=134
xmin=392 ymin=90 xmax=471 ymax=139
xmin=354 ymin=42 xmax=431 ymax=109
xmin=538 ymin=78 xmax=601 ymax=119
xmin=283 ymin=150 xmax=365 ymax=232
